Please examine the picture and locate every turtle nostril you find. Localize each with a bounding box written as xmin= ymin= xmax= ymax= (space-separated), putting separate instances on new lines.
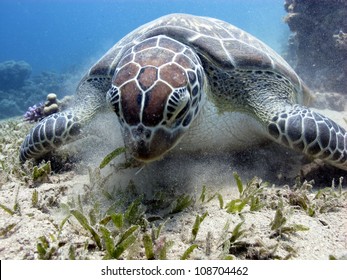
xmin=131 ymin=124 xmax=152 ymax=141
xmin=145 ymin=129 xmax=151 ymax=139
xmin=137 ymin=124 xmax=144 ymax=133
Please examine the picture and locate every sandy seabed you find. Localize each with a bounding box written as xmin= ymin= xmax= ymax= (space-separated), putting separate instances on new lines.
xmin=0 ymin=108 xmax=346 ymax=260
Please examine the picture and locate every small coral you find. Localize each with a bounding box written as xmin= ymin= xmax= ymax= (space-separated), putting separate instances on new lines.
xmin=43 ymin=104 xmax=59 ymax=116
xmin=46 ymin=93 xmax=57 ymax=103
xmin=24 ymin=93 xmax=61 ymax=123
xmin=43 ymin=93 xmax=59 ymax=116
xmin=24 ymin=103 xmax=45 ymax=123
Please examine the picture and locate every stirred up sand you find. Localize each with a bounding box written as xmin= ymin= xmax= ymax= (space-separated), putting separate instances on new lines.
xmin=0 ymin=107 xmax=346 ymax=260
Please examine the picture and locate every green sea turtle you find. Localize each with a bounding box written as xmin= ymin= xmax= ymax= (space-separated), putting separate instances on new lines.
xmin=20 ymin=14 xmax=347 ymax=171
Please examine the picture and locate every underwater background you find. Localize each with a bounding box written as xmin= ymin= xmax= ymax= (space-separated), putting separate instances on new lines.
xmin=0 ymin=0 xmax=287 ymax=74
xmin=0 ymin=0 xmax=346 ymax=120
xmin=0 ymin=0 xmax=287 ymax=119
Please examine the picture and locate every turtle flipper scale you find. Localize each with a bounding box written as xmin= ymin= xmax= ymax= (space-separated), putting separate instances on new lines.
xmin=19 ymin=112 xmax=81 ymax=162
xmin=267 ymin=105 xmax=347 ymax=170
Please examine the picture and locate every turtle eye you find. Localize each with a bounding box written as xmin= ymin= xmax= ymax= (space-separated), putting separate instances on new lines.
xmin=165 ymin=88 xmax=190 ymax=123
xmin=106 ymin=86 xmax=120 ymax=116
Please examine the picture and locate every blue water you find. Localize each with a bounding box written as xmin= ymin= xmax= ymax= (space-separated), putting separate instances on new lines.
xmin=0 ymin=0 xmax=288 ymax=75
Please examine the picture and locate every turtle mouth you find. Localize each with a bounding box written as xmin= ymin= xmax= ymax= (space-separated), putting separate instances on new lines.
xmin=122 ymin=125 xmax=183 ymax=162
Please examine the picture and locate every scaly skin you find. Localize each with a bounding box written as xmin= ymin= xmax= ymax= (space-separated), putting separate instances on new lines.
xmin=268 ymin=105 xmax=347 ymax=170
xmin=20 ymin=112 xmax=81 ymax=162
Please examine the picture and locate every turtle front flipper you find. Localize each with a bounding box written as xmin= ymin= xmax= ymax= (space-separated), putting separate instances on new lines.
xmin=20 ymin=74 xmax=111 ymax=163
xmin=19 ymin=111 xmax=82 ymax=163
xmin=267 ymin=104 xmax=347 ymax=170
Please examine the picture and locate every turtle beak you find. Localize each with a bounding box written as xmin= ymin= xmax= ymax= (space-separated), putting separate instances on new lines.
xmin=125 ymin=127 xmax=153 ymax=161
xmin=122 ymin=125 xmax=182 ymax=162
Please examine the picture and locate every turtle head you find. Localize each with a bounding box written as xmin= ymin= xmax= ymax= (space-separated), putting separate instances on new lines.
xmin=106 ymin=36 xmax=205 ymax=162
